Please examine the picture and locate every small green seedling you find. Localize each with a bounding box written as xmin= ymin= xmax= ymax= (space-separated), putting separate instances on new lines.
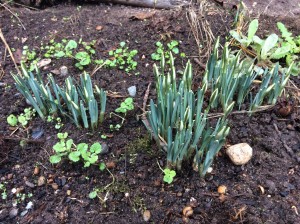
xmin=115 ymin=97 xmax=134 ymax=114
xmin=0 ymin=183 xmax=7 ymax=200
xmin=7 ymin=114 xmax=18 ymax=126
xmin=50 ymin=133 xmax=102 ymax=168
xmin=151 ymin=40 xmax=184 ymax=63
xmin=163 ymin=168 xmax=176 ymax=184
xmin=157 ymin=160 xmax=176 ymax=184
xmin=104 ymin=42 xmax=138 ymax=73
xmin=7 ymin=108 xmax=36 ymax=127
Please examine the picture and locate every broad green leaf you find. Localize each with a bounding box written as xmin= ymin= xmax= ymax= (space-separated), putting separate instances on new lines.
xmin=120 ymin=42 xmax=126 ymax=47
xmin=50 ymin=155 xmax=61 ymax=164
xmin=53 ymin=142 xmax=66 ymax=152
xmin=247 ymin=19 xmax=259 ymax=44
xmin=77 ymin=143 xmax=88 ymax=153
xmin=54 ymin=51 xmax=65 ymax=58
xmin=90 ymin=142 xmax=102 ymax=154
xmin=68 ymin=151 xmax=81 ymax=162
xmin=66 ymin=139 xmax=73 ymax=150
xmin=84 ymin=161 xmax=91 ymax=167
xmin=7 ymin=114 xmax=17 ymax=126
xmin=261 ymin=34 xmax=278 ymax=60
xmin=65 ymin=40 xmax=78 ymax=50
xmin=88 ymin=154 xmax=98 ymax=164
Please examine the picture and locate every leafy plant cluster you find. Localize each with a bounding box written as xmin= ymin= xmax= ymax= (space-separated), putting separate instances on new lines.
xmin=151 ymin=40 xmax=186 ymax=62
xmin=145 ymin=39 xmax=291 ymax=177
xmin=7 ymin=107 xmax=36 ymax=127
xmin=50 ymin=132 xmax=103 ymax=168
xmin=96 ymin=42 xmax=138 ymax=73
xmin=12 ymin=65 xmax=106 ymax=130
xmin=230 ymin=19 xmax=300 ymax=76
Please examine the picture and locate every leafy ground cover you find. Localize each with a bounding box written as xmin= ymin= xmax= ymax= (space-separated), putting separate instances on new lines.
xmin=0 ymin=1 xmax=300 ymax=223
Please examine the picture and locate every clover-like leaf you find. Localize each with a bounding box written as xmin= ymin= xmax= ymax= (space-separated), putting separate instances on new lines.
xmin=49 ymin=155 xmax=62 ymax=164
xmin=68 ymin=151 xmax=81 ymax=162
xmin=53 ymin=142 xmax=66 ymax=153
xmin=7 ymin=114 xmax=18 ymax=126
xmin=90 ymin=142 xmax=102 ymax=154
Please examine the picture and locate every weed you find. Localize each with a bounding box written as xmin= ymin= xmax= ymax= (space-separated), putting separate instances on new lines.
xmin=115 ymin=97 xmax=134 ymax=114
xmin=7 ymin=108 xmax=36 ymax=127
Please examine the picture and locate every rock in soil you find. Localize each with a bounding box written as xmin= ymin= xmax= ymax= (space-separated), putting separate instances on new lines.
xmin=0 ymin=209 xmax=9 ymax=221
xmin=226 ymin=143 xmax=253 ymax=165
xmin=25 ymin=181 xmax=35 ymax=188
xmin=9 ymin=208 xmax=18 ymax=218
xmin=38 ymin=176 xmax=46 ymax=186
xmin=143 ymin=210 xmax=151 ymax=222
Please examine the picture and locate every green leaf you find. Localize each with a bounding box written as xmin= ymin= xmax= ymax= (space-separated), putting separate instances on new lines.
xmin=77 ymin=143 xmax=88 ymax=153
xmin=99 ymin=162 xmax=106 ymax=171
xmin=247 ymin=19 xmax=258 ymax=43
xmin=89 ymin=191 xmax=97 ymax=199
xmin=271 ymin=46 xmax=291 ymax=59
xmin=7 ymin=114 xmax=18 ymax=126
xmin=88 ymin=154 xmax=98 ymax=164
xmin=53 ymin=142 xmax=66 ymax=152
xmin=120 ymin=42 xmax=126 ymax=47
xmin=261 ymin=34 xmax=278 ymax=60
xmin=68 ymin=151 xmax=81 ymax=162
xmin=172 ymin=47 xmax=179 ymax=54
xmin=66 ymin=139 xmax=73 ymax=150
xmin=50 ymin=155 xmax=62 ymax=164
xmin=54 ymin=51 xmax=65 ymax=58
xmin=65 ymin=40 xmax=78 ymax=50
xmin=90 ymin=142 xmax=102 ymax=154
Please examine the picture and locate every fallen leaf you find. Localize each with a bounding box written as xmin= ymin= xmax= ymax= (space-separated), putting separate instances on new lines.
xmin=13 ymin=49 xmax=23 ymax=64
xmin=37 ymin=59 xmax=51 ymax=68
xmin=130 ymin=11 xmax=156 ymax=20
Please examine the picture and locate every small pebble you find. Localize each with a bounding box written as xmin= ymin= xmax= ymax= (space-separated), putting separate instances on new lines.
xmin=25 ymin=181 xmax=35 ymax=188
xmin=100 ymin=143 xmax=109 ymax=155
xmin=9 ymin=208 xmax=18 ymax=218
xmin=52 ymin=183 xmax=59 ymax=190
xmin=217 ymin=185 xmax=227 ymax=194
xmin=143 ymin=210 xmax=151 ymax=222
xmin=182 ymin=206 xmax=193 ymax=217
xmin=128 ymin=86 xmax=137 ymax=97
xmin=20 ymin=210 xmax=28 ymax=217
xmin=7 ymin=173 xmax=13 ymax=179
xmin=67 ymin=190 xmax=71 ymax=196
xmin=26 ymin=201 xmax=34 ymax=210
xmin=226 ymin=143 xmax=253 ymax=165
xmin=38 ymin=176 xmax=46 ymax=186
xmin=33 ymin=167 xmax=40 ymax=175
xmin=60 ymin=66 xmax=68 ymax=76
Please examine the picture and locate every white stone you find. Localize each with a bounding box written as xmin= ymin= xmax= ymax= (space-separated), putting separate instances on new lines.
xmin=127 ymin=86 xmax=136 ymax=97
xmin=226 ymin=143 xmax=253 ymax=165
xmin=60 ymin=66 xmax=68 ymax=76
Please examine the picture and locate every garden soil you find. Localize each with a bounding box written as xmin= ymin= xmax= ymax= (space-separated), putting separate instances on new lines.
xmin=0 ymin=1 xmax=300 ymax=223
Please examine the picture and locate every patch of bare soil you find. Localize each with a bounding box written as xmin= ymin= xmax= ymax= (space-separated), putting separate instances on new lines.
xmin=0 ymin=2 xmax=300 ymax=223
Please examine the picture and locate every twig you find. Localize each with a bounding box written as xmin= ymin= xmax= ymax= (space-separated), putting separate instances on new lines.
xmin=207 ymin=105 xmax=275 ymax=119
xmin=0 ymin=28 xmax=22 ymax=76
xmin=0 ymin=2 xmax=26 ymax=30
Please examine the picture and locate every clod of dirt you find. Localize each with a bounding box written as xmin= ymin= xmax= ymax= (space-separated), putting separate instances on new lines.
xmin=25 ymin=181 xmax=35 ymax=188
xmin=33 ymin=167 xmax=40 ymax=175
xmin=143 ymin=210 xmax=151 ymax=222
xmin=0 ymin=209 xmax=9 ymax=220
xmin=9 ymin=208 xmax=18 ymax=218
xmin=182 ymin=206 xmax=193 ymax=217
xmin=59 ymin=66 xmax=68 ymax=76
xmin=100 ymin=143 xmax=109 ymax=154
xmin=37 ymin=59 xmax=51 ymax=68
xmin=226 ymin=143 xmax=253 ymax=165
xmin=7 ymin=173 xmax=13 ymax=179
xmin=38 ymin=176 xmax=46 ymax=186
xmin=52 ymin=183 xmax=59 ymax=190
xmin=217 ymin=185 xmax=227 ymax=194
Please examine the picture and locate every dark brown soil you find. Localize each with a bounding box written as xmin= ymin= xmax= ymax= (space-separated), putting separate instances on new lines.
xmin=0 ymin=2 xmax=300 ymax=224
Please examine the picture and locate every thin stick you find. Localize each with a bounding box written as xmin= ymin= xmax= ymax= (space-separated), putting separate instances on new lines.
xmin=0 ymin=28 xmax=22 ymax=76
xmin=0 ymin=3 xmax=26 ymax=30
